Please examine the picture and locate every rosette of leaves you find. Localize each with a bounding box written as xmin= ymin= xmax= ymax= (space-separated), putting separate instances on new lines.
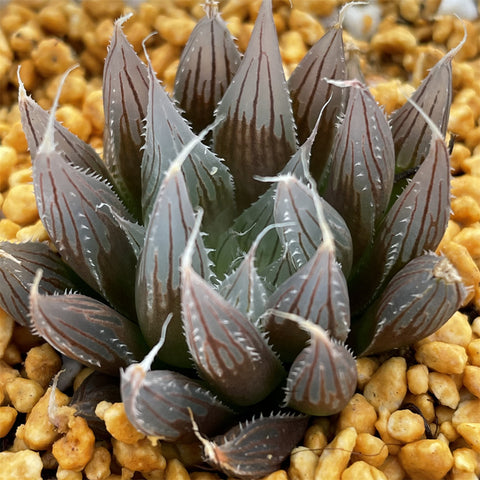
xmin=0 ymin=1 xmax=467 ymax=477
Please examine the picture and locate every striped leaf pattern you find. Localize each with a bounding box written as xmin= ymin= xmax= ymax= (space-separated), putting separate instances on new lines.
xmin=32 ymin=142 xmax=138 ymax=319
xmin=288 ymin=26 xmax=346 ymax=182
xmin=274 ymin=175 xmax=353 ymax=276
xmin=324 ymin=80 xmax=395 ymax=263
xmin=285 ymin=319 xmax=357 ymax=416
xmin=358 ymin=253 xmax=467 ymax=355
xmin=174 ymin=1 xmax=241 ymax=133
xmin=0 ymin=242 xmax=82 ymax=327
xmin=30 ymin=287 xmax=147 ymax=376
xmin=201 ymin=413 xmax=309 ymax=479
xmin=142 ymin=53 xmax=234 ymax=236
xmin=390 ymin=33 xmax=465 ymax=172
xmin=213 ymin=0 xmax=297 ymax=207
xmin=19 ymin=81 xmax=112 ymax=182
xmin=136 ymin=164 xmax=211 ymax=368
xmin=103 ymin=16 xmax=149 ymax=218
xmin=121 ymin=368 xmax=234 ymax=442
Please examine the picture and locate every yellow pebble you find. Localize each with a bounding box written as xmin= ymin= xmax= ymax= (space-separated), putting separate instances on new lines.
xmin=38 ymin=4 xmax=69 ymax=36
xmin=314 ymin=427 xmax=357 ymax=480
xmin=8 ymin=166 xmax=32 ymax=187
xmin=453 ymin=228 xmax=480 ymax=262
xmin=2 ymin=184 xmax=39 ymax=226
xmin=2 ymin=121 xmax=28 ymax=153
xmin=84 ymin=445 xmax=111 ymax=480
xmin=52 ymin=415 xmax=95 ymax=471
xmin=429 ymin=372 xmax=460 ymax=409
xmin=371 ymin=25 xmax=417 ymax=55
xmin=363 ymin=357 xmax=407 ymax=412
xmin=415 ymin=341 xmax=468 ymax=374
xmin=82 ymin=89 xmax=105 ymax=136
xmin=387 ymin=409 xmax=426 ymax=443
xmin=452 ymin=196 xmax=480 ymax=225
xmin=356 ymin=357 xmax=379 ymax=390
xmin=280 ymin=31 xmax=307 ymax=65
xmin=426 ymin=311 xmax=472 ymax=347
xmin=353 ymin=432 xmax=388 ymax=467
xmin=103 ymin=402 xmax=145 ymax=444
xmin=453 ymin=447 xmax=478 ymax=473
xmin=452 ymin=399 xmax=480 ymax=426
xmin=155 ymin=16 xmax=196 ymax=46
xmin=462 ymin=366 xmax=480 ymax=399
xmin=9 ymin=23 xmax=44 ymax=56
xmin=56 ymin=105 xmax=92 ymax=142
xmin=303 ymin=422 xmax=328 ymax=452
xmin=448 ymin=104 xmax=475 ymax=140
xmin=112 ymin=437 xmax=166 ymax=473
xmin=288 ymin=446 xmax=317 ymax=480
xmin=407 ymin=364 xmax=429 ymax=395
xmin=5 ymin=377 xmax=44 ymax=413
xmin=467 ymin=338 xmax=480 ymax=366
xmin=288 ymin=9 xmax=324 ymax=46
xmin=456 ymin=423 xmax=480 ymax=452
xmin=341 ymin=461 xmax=387 ymax=480
xmin=0 ymin=405 xmax=17 ymax=438
xmin=0 ymin=308 xmax=14 ymax=358
xmin=0 ymin=145 xmax=17 ymax=191
xmin=24 ymin=343 xmax=62 ymax=389
xmin=23 ymin=387 xmax=69 ymax=450
xmin=375 ymin=406 xmax=403 ymax=455
xmin=164 ymin=458 xmax=190 ymax=480
xmin=378 ymin=456 xmax=406 ymax=480
xmin=0 ymin=450 xmax=43 ymax=480
xmin=398 ymin=439 xmax=454 ymax=480
xmin=0 ymin=218 xmax=20 ymax=240
xmin=32 ymin=38 xmax=77 ymax=77
xmin=16 ymin=220 xmax=49 ymax=242
xmin=337 ymin=393 xmax=377 ymax=435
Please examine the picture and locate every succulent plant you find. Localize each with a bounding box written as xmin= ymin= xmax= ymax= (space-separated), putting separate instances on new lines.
xmin=0 ymin=0 xmax=468 ymax=477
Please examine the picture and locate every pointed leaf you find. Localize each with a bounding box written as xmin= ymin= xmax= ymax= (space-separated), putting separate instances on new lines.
xmin=284 ymin=317 xmax=357 ymax=416
xmin=274 ymin=175 xmax=353 ymax=276
xmin=33 ymin=136 xmax=138 ymax=319
xmin=142 ymin=53 xmax=234 ymax=235
xmin=355 ymin=253 xmax=467 ymax=356
xmin=103 ymin=16 xmax=149 ymax=217
xmin=19 ymin=81 xmax=112 ymax=182
xmin=0 ymin=241 xmax=84 ymax=327
xmin=121 ymin=368 xmax=234 ymax=442
xmin=288 ymin=26 xmax=346 ymax=181
xmin=30 ymin=287 xmax=147 ymax=376
xmin=213 ymin=0 xmax=297 ymax=207
xmin=136 ymin=163 xmax=211 ymax=368
xmin=174 ymin=2 xmax=241 ymax=133
xmin=181 ymin=213 xmax=285 ymax=406
xmin=264 ymin=233 xmax=350 ymax=362
xmin=350 ymin=116 xmax=451 ymax=313
xmin=324 ymin=79 xmax=395 ymax=262
xmin=199 ymin=413 xmax=309 ymax=479
xmin=219 ymin=226 xmax=271 ymax=323
xmin=390 ymin=32 xmax=464 ymax=172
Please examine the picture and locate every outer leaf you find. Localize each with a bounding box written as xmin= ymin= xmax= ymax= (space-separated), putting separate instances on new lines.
xmin=390 ymin=32 xmax=464 ymax=172
xmin=198 ymin=413 xmax=309 ymax=479
xmin=121 ymin=368 xmax=234 ymax=442
xmin=103 ymin=16 xmax=149 ymax=217
xmin=324 ymin=79 xmax=395 ymax=262
xmin=173 ymin=1 xmax=241 ymax=133
xmin=142 ymin=53 xmax=234 ymax=236
xmin=213 ymin=0 xmax=297 ymax=207
xmin=355 ymin=253 xmax=467 ymax=356
xmin=181 ymin=213 xmax=285 ymax=406
xmin=19 ymin=80 xmax=111 ymax=182
xmin=288 ymin=26 xmax=346 ymax=182
xmin=0 ymin=241 xmax=82 ymax=327
xmin=136 ymin=163 xmax=211 ymax=368
xmin=284 ymin=318 xmax=357 ymax=416
xmin=33 ymin=135 xmax=138 ymax=319
xmin=30 ymin=286 xmax=147 ymax=376
xmin=274 ymin=175 xmax=353 ymax=276
xmin=350 ymin=118 xmax=451 ymax=314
